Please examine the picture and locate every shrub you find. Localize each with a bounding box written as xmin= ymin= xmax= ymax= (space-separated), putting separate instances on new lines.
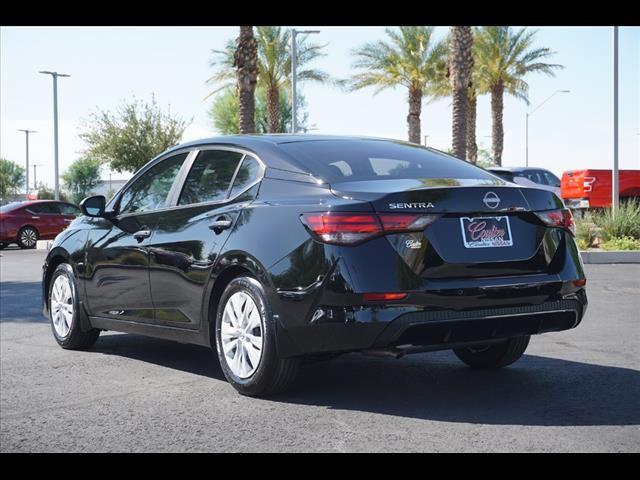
xmin=592 ymin=199 xmax=640 ymax=240
xmin=600 ymin=236 xmax=640 ymax=251
xmin=575 ymin=213 xmax=599 ymax=250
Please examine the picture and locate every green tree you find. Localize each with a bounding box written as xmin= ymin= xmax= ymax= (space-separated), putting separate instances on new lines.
xmin=209 ymin=85 xmax=307 ymax=135
xmin=207 ymin=26 xmax=329 ymax=133
xmin=79 ymin=95 xmax=190 ymax=174
xmin=36 ymin=182 xmax=69 ymax=202
xmin=62 ymin=157 xmax=102 ymax=204
xmin=474 ymin=27 xmax=563 ymax=165
xmin=349 ymin=27 xmax=448 ymax=144
xmin=0 ymin=158 xmax=26 ymax=201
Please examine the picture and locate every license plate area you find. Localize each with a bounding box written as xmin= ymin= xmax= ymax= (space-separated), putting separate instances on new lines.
xmin=460 ymin=216 xmax=513 ymax=248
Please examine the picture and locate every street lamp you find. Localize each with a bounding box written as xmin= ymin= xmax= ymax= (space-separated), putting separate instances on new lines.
xmin=291 ymin=29 xmax=320 ymax=134
xmin=40 ymin=70 xmax=70 ymax=200
xmin=612 ymin=27 xmax=619 ymax=212
xmin=32 ymin=164 xmax=43 ymax=191
xmin=525 ymin=89 xmax=570 ymax=167
xmin=17 ymin=129 xmax=36 ymax=195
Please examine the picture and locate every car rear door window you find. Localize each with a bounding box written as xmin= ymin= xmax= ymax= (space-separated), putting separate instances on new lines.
xmin=27 ymin=203 xmax=58 ymax=214
xmin=119 ymin=153 xmax=189 ymax=215
xmin=229 ymin=155 xmax=262 ymax=198
xmin=178 ymin=150 xmax=243 ymax=206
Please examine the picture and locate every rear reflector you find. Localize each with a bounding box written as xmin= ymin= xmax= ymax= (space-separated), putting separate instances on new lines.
xmin=300 ymin=212 xmax=439 ymax=245
xmin=573 ymin=279 xmax=587 ymax=287
xmin=362 ymin=293 xmax=407 ymax=302
xmin=534 ymin=208 xmax=576 ymax=236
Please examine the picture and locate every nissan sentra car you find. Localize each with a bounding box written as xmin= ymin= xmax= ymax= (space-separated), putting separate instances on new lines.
xmin=42 ymin=135 xmax=587 ymax=396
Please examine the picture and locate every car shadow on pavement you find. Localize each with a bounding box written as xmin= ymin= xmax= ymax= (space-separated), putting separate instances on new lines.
xmin=89 ymin=333 xmax=639 ymax=427
xmin=0 ymin=281 xmax=44 ymax=323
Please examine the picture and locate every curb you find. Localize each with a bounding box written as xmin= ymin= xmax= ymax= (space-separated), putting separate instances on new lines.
xmin=36 ymin=240 xmax=53 ymax=251
xmin=580 ymin=250 xmax=640 ymax=264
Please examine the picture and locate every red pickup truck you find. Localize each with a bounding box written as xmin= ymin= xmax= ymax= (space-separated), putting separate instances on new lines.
xmin=561 ymin=169 xmax=640 ymax=209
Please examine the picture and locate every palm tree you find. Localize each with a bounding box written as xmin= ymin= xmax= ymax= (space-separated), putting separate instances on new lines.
xmin=474 ymin=27 xmax=563 ymax=165
xmin=349 ymin=27 xmax=448 ymax=144
xmin=448 ymin=26 xmax=474 ymax=160
xmin=233 ymin=26 xmax=258 ymax=134
xmin=208 ymin=26 xmax=329 ymax=133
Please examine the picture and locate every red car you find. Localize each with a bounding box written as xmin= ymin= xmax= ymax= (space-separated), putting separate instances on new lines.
xmin=561 ymin=169 xmax=640 ymax=209
xmin=0 ymin=200 xmax=81 ymax=249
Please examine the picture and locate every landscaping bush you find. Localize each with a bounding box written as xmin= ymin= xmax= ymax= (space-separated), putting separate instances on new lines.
xmin=600 ymin=236 xmax=640 ymax=251
xmin=591 ymin=199 xmax=640 ymax=241
xmin=575 ymin=213 xmax=599 ymax=250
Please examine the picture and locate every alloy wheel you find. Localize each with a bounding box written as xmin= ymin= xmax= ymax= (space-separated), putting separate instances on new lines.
xmin=221 ymin=291 xmax=264 ymax=379
xmin=51 ymin=274 xmax=74 ymax=338
xmin=20 ymin=228 xmax=37 ymax=248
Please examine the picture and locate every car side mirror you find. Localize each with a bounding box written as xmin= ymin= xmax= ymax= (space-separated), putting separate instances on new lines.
xmin=80 ymin=195 xmax=106 ymax=217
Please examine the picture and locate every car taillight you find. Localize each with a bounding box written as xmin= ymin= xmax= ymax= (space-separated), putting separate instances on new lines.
xmin=300 ymin=212 xmax=439 ymax=245
xmin=534 ymin=208 xmax=576 ymax=236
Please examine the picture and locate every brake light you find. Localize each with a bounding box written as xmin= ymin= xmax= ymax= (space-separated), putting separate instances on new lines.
xmin=300 ymin=212 xmax=439 ymax=245
xmin=362 ymin=293 xmax=407 ymax=302
xmin=534 ymin=208 xmax=576 ymax=236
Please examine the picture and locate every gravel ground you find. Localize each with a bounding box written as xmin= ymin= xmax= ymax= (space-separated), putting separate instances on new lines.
xmin=1 ymin=247 xmax=638 ymax=452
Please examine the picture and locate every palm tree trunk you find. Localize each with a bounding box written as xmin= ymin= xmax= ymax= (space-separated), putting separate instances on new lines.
xmin=234 ymin=26 xmax=258 ymax=134
xmin=449 ymin=26 xmax=473 ymax=160
xmin=466 ymin=90 xmax=478 ymax=163
xmin=266 ymin=85 xmax=281 ymax=133
xmin=407 ymin=86 xmax=422 ymax=144
xmin=491 ymin=82 xmax=504 ymax=166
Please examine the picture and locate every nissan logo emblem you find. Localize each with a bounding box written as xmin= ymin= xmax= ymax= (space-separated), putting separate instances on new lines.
xmin=483 ymin=191 xmax=500 ymax=209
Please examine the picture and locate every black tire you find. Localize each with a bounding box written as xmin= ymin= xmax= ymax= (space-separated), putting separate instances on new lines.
xmin=215 ymin=276 xmax=299 ymax=397
xmin=0 ymin=242 xmax=7 ymax=250
xmin=48 ymin=263 xmax=100 ymax=350
xmin=453 ymin=335 xmax=530 ymax=369
xmin=17 ymin=226 xmax=38 ymax=249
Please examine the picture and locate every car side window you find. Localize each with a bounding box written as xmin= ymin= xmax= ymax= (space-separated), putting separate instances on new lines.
xmin=59 ymin=204 xmax=81 ymax=216
xmin=229 ymin=155 xmax=262 ymax=198
xmin=119 ymin=153 xmax=188 ymax=216
xmin=27 ymin=203 xmax=57 ymax=214
xmin=178 ymin=150 xmax=243 ymax=206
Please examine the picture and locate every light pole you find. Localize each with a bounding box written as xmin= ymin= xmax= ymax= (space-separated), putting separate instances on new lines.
xmin=423 ymin=135 xmax=430 ymax=146
xmin=40 ymin=70 xmax=70 ymax=200
xmin=291 ymin=29 xmax=320 ymax=134
xmin=525 ymin=89 xmax=570 ymax=167
xmin=32 ymin=164 xmax=43 ymax=191
xmin=612 ymin=26 xmax=619 ymax=212
xmin=17 ymin=129 xmax=36 ymax=195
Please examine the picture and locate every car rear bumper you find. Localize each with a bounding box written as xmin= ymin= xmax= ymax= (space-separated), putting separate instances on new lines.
xmin=275 ymin=288 xmax=587 ymax=358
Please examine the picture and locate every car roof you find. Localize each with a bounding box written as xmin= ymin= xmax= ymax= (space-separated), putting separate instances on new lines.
xmin=168 ymin=134 xmax=431 ymax=174
xmin=488 ymin=166 xmax=553 ymax=173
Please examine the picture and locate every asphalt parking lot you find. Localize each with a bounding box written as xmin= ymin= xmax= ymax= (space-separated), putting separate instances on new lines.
xmin=1 ymin=246 xmax=638 ymax=452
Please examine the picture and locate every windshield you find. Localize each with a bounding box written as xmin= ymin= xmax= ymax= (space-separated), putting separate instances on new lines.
xmin=278 ymin=140 xmax=497 ymax=183
xmin=0 ymin=202 xmax=24 ymax=213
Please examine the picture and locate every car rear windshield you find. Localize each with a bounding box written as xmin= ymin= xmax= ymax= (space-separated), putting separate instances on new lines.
xmin=0 ymin=202 xmax=23 ymax=213
xmin=278 ymin=140 xmax=496 ymax=183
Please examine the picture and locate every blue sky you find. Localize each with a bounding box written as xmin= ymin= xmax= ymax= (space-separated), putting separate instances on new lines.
xmin=1 ymin=26 xmax=638 ymax=187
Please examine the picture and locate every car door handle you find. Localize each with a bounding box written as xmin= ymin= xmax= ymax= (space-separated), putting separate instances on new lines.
xmin=209 ymin=216 xmax=232 ymax=233
xmin=133 ymin=229 xmax=152 ymax=241
xmin=31 ymin=216 xmax=40 ymax=219
xmin=63 ymin=219 xmax=73 ymax=222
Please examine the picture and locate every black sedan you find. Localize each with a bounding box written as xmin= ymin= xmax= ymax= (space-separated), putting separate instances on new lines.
xmin=42 ymin=135 xmax=587 ymax=396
